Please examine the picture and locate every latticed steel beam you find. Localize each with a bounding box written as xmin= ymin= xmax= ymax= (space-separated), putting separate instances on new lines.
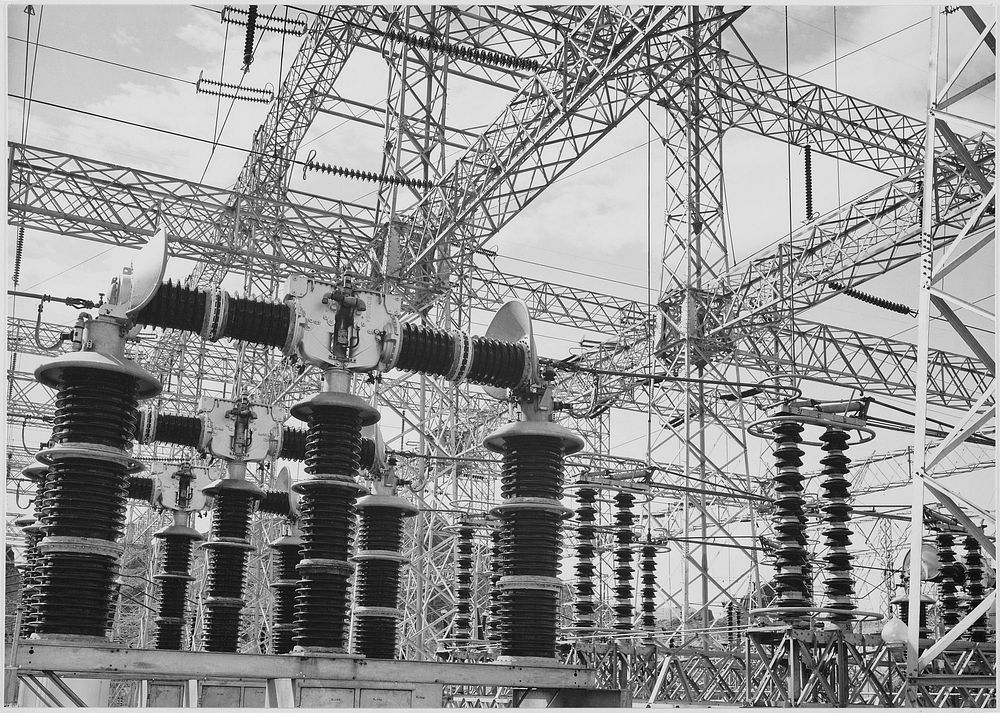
xmin=391 ymin=6 xmax=746 ymax=282
xmin=7 ymin=143 xmax=375 ymax=273
xmin=658 ymin=133 xmax=994 ymax=354
xmin=697 ymin=53 xmax=925 ymax=175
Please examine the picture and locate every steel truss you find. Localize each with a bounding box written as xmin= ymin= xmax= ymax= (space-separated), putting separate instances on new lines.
xmin=5 ymin=4 xmax=996 ymax=707
xmin=905 ymin=5 xmax=997 ymax=706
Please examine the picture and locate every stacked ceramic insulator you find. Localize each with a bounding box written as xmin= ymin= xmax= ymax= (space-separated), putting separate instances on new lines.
xmin=936 ymin=530 xmax=960 ymax=629
xmin=640 ymin=543 xmax=657 ymax=631
xmin=133 ymin=280 xmax=294 ymax=349
xmin=152 ymin=520 xmax=202 ymax=650
xmin=289 ymin=391 xmax=377 ymax=653
xmin=613 ymin=492 xmax=636 ymax=630
xmin=268 ymin=534 xmax=302 ymax=654
xmin=200 ymin=478 xmax=262 ymax=651
xmin=485 ymin=421 xmax=583 ymax=660
xmin=962 ymin=536 xmax=987 ymax=643
xmin=16 ymin=465 xmax=49 ymax=637
xmin=31 ymin=317 xmax=160 ymax=640
xmin=454 ymin=522 xmax=475 ymax=641
xmin=819 ymin=427 xmax=855 ymax=628
xmin=770 ymin=420 xmax=812 ymax=617
xmin=385 ymin=322 xmax=530 ymax=391
xmin=893 ymin=593 xmax=934 ymax=641
xmin=487 ymin=526 xmax=504 ymax=644
xmin=573 ymin=486 xmax=598 ymax=630
xmin=725 ymin=601 xmax=740 ymax=648
xmin=351 ymin=494 xmax=417 ymax=659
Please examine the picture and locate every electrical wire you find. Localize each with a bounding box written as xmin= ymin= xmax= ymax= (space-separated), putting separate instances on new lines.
xmin=7 ymin=35 xmax=195 ymax=86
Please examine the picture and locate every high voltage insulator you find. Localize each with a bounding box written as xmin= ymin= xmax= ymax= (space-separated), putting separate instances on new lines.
xmin=893 ymin=593 xmax=934 ymax=641
xmin=304 ymin=150 xmax=435 ymax=191
xmin=640 ymin=543 xmax=657 ymax=631
xmin=243 ymin=5 xmax=257 ymax=70
xmin=126 ymin=475 xmax=154 ymax=503
xmin=13 ymin=224 xmax=24 ymax=287
xmin=196 ymin=74 xmax=273 ymax=104
xmin=351 ymin=495 xmax=417 ymax=659
xmin=819 ymin=427 xmax=855 ymax=628
xmin=454 ymin=522 xmax=474 ymax=641
xmin=290 ymin=392 xmax=377 ymax=653
xmin=936 ymin=530 xmax=960 ymax=630
xmin=16 ymin=514 xmax=40 ymax=637
xmin=152 ymin=521 xmax=202 ymax=650
xmin=388 ymin=321 xmax=530 ymax=390
xmin=487 ymin=526 xmax=504 ymax=644
xmin=134 ymin=280 xmax=294 ymax=348
xmin=613 ymin=492 xmax=636 ymax=630
xmin=725 ymin=601 xmax=741 ymax=648
xmin=771 ymin=420 xmax=812 ymax=618
xmin=573 ymin=486 xmax=598 ymax=630
xmin=962 ymin=535 xmax=987 ymax=643
xmin=485 ymin=422 xmax=582 ymax=660
xmin=18 ymin=465 xmax=48 ymax=638
xmin=137 ymin=410 xmax=376 ymax=470
xmin=222 ymin=5 xmax=306 ymax=36
xmin=804 ymin=145 xmax=814 ymax=222
xmin=200 ymin=478 xmax=262 ymax=651
xmin=827 ymin=280 xmax=914 ymax=316
xmin=32 ymin=321 xmax=159 ymax=640
xmin=381 ymin=27 xmax=540 ymax=72
xmin=268 ymin=534 xmax=302 ymax=654
xmin=279 ymin=427 xmax=308 ymax=461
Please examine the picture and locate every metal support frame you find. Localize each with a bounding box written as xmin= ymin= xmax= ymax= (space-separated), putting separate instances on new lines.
xmin=5 ymin=7 xmax=997 ymax=706
xmin=906 ymin=5 xmax=997 ymax=704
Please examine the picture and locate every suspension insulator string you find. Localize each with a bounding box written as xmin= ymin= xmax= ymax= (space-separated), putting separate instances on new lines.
xmin=826 ymin=280 xmax=915 ymax=316
xmin=242 ymin=5 xmax=257 ymax=70
xmin=378 ymin=24 xmax=540 ymax=72
xmin=304 ymin=150 xmax=435 ymax=190
xmin=196 ymin=74 xmax=273 ymax=103
xmin=804 ymin=145 xmax=814 ymax=222
xmin=613 ymin=492 xmax=636 ymax=630
xmin=770 ymin=420 xmax=812 ymax=621
xmin=13 ymin=225 xmax=25 ymax=287
xmin=572 ymin=486 xmax=598 ymax=630
xmin=819 ymin=427 xmax=856 ymax=628
xmin=222 ymin=5 xmax=305 ymax=36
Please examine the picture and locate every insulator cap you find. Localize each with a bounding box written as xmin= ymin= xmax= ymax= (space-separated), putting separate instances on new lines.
xmin=35 ymin=350 xmax=161 ymax=399
xmin=483 ymin=419 xmax=584 ymax=456
xmin=290 ymin=391 xmax=380 ymax=427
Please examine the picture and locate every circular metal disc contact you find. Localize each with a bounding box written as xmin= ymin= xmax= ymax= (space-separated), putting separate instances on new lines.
xmin=124 ymin=227 xmax=169 ymax=317
xmin=482 ymin=300 xmax=539 ymax=400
